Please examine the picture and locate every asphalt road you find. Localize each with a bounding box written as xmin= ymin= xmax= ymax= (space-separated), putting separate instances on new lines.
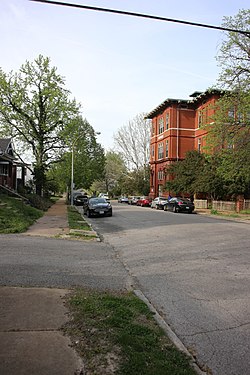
xmin=81 ymin=202 xmax=250 ymax=375
xmin=0 ymin=202 xmax=249 ymax=375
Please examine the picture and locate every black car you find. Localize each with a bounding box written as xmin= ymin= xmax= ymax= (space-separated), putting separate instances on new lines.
xmin=73 ymin=193 xmax=88 ymax=206
xmin=164 ymin=197 xmax=195 ymax=213
xmin=83 ymin=197 xmax=112 ymax=217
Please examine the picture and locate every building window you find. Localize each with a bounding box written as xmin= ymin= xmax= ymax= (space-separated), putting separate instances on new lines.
xmin=198 ymin=138 xmax=201 ymax=153
xmin=198 ymin=111 xmax=203 ymax=128
xmin=158 ymin=117 xmax=164 ymax=134
xmin=166 ymin=140 xmax=169 ymax=158
xmin=151 ymin=145 xmax=154 ymax=157
xmin=158 ymin=142 xmax=164 ymax=159
xmin=228 ymin=107 xmax=235 ymax=119
xmin=158 ymin=170 xmax=164 ymax=180
xmin=166 ymin=113 xmax=169 ymax=130
xmin=237 ymin=112 xmax=243 ymax=123
xmin=0 ymin=164 xmax=8 ymax=176
xmin=151 ymin=122 xmax=155 ymax=136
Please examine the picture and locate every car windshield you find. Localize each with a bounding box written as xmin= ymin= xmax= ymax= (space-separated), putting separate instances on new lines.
xmin=90 ymin=198 xmax=107 ymax=204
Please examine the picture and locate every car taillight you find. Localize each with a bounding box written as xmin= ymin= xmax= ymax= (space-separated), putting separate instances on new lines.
xmin=178 ymin=201 xmax=182 ymax=205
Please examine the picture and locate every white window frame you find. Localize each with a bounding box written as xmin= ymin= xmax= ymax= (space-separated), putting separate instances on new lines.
xmin=166 ymin=113 xmax=169 ymax=130
xmin=158 ymin=142 xmax=164 ymax=159
xmin=158 ymin=117 xmax=164 ymax=134
xmin=166 ymin=140 xmax=169 ymax=158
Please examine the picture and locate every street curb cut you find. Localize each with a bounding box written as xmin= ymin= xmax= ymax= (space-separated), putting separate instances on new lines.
xmin=134 ymin=289 xmax=207 ymax=375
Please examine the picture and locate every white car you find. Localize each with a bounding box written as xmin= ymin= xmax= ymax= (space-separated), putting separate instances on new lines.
xmin=99 ymin=193 xmax=110 ymax=201
xmin=151 ymin=197 xmax=168 ymax=210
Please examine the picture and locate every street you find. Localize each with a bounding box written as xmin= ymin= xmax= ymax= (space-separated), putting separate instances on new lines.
xmin=0 ymin=202 xmax=249 ymax=375
xmin=82 ymin=202 xmax=250 ymax=375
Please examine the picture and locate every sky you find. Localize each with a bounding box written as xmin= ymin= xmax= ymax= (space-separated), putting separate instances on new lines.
xmin=0 ymin=0 xmax=249 ymax=151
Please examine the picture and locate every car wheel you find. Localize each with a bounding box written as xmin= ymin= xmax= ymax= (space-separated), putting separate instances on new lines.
xmin=87 ymin=210 xmax=92 ymax=218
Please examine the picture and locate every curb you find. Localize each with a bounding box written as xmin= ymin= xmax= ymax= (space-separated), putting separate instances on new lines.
xmin=134 ymin=289 xmax=207 ymax=375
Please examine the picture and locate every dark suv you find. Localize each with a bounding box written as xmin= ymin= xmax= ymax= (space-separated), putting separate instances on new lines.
xmin=73 ymin=193 xmax=88 ymax=206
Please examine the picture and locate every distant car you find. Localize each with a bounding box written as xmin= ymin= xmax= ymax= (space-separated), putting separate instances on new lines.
xmin=164 ymin=197 xmax=195 ymax=213
xmin=118 ymin=196 xmax=129 ymax=203
xmin=98 ymin=193 xmax=110 ymax=201
xmin=128 ymin=196 xmax=141 ymax=205
xmin=136 ymin=196 xmax=152 ymax=207
xmin=83 ymin=197 xmax=112 ymax=217
xmin=73 ymin=193 xmax=88 ymax=206
xmin=151 ymin=197 xmax=168 ymax=210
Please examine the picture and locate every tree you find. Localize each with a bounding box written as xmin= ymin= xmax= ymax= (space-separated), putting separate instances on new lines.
xmin=165 ymin=151 xmax=227 ymax=200
xmin=102 ymin=151 xmax=127 ymax=194
xmin=0 ymin=55 xmax=80 ymax=195
xmin=165 ymin=151 xmax=206 ymax=196
xmin=47 ymin=117 xmax=105 ymax=193
xmin=113 ymin=113 xmax=151 ymax=173
xmin=216 ymin=147 xmax=250 ymax=197
xmin=216 ymin=9 xmax=250 ymax=90
xmin=204 ymin=9 xmax=250 ymax=197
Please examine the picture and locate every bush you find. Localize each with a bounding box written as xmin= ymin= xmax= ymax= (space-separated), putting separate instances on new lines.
xmin=26 ymin=194 xmax=53 ymax=211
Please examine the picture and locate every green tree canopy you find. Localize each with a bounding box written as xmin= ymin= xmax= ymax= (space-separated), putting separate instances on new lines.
xmin=0 ymin=55 xmax=80 ymax=195
xmin=217 ymin=9 xmax=250 ymax=90
xmin=47 ymin=117 xmax=105 ymax=193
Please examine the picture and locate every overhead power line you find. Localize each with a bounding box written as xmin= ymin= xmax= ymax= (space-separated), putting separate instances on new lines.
xmin=30 ymin=0 xmax=250 ymax=37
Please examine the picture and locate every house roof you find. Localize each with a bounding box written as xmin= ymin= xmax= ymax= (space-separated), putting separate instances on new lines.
xmin=145 ymin=89 xmax=225 ymax=119
xmin=0 ymin=138 xmax=15 ymax=160
xmin=0 ymin=138 xmax=11 ymax=154
xmin=145 ymin=98 xmax=189 ymax=119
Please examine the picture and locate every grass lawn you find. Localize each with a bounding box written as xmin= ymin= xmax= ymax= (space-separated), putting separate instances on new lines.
xmin=63 ymin=288 xmax=197 ymax=375
xmin=0 ymin=194 xmax=43 ymax=233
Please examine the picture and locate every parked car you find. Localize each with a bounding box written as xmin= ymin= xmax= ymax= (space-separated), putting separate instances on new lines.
xmin=73 ymin=193 xmax=88 ymax=206
xmin=151 ymin=197 xmax=168 ymax=210
xmin=128 ymin=196 xmax=141 ymax=205
xmin=118 ymin=196 xmax=129 ymax=203
xmin=136 ymin=196 xmax=152 ymax=207
xmin=164 ymin=197 xmax=195 ymax=213
xmin=83 ymin=197 xmax=112 ymax=217
xmin=98 ymin=193 xmax=110 ymax=201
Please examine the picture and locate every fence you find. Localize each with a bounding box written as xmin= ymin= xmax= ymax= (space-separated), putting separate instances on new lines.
xmin=243 ymin=200 xmax=250 ymax=210
xmin=212 ymin=200 xmax=236 ymax=212
xmin=194 ymin=199 xmax=208 ymax=209
xmin=195 ymin=198 xmax=250 ymax=212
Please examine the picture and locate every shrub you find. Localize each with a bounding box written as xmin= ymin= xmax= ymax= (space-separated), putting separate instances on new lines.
xmin=26 ymin=194 xmax=52 ymax=211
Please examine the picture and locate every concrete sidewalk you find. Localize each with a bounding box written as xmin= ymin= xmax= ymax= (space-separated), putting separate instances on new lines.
xmin=24 ymin=196 xmax=70 ymax=237
xmin=1 ymin=198 xmax=85 ymax=375
xmin=0 ymin=287 xmax=84 ymax=375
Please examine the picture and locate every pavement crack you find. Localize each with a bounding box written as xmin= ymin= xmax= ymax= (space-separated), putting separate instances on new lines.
xmin=183 ymin=321 xmax=250 ymax=337
xmin=0 ymin=328 xmax=61 ymax=333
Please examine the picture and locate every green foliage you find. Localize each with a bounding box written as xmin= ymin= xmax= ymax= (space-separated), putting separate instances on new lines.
xmin=217 ymin=9 xmax=250 ymax=90
xmin=64 ymin=289 xmax=196 ymax=375
xmin=25 ymin=194 xmax=52 ymax=211
xmin=0 ymin=55 xmax=80 ymax=195
xmin=0 ymin=194 xmax=43 ymax=233
xmin=165 ymin=151 xmax=206 ymax=196
xmin=47 ymin=117 xmax=105 ymax=192
xmin=165 ymin=147 xmax=250 ymax=199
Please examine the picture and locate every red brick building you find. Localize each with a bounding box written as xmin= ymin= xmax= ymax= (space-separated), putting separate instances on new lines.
xmin=145 ymin=90 xmax=222 ymax=198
